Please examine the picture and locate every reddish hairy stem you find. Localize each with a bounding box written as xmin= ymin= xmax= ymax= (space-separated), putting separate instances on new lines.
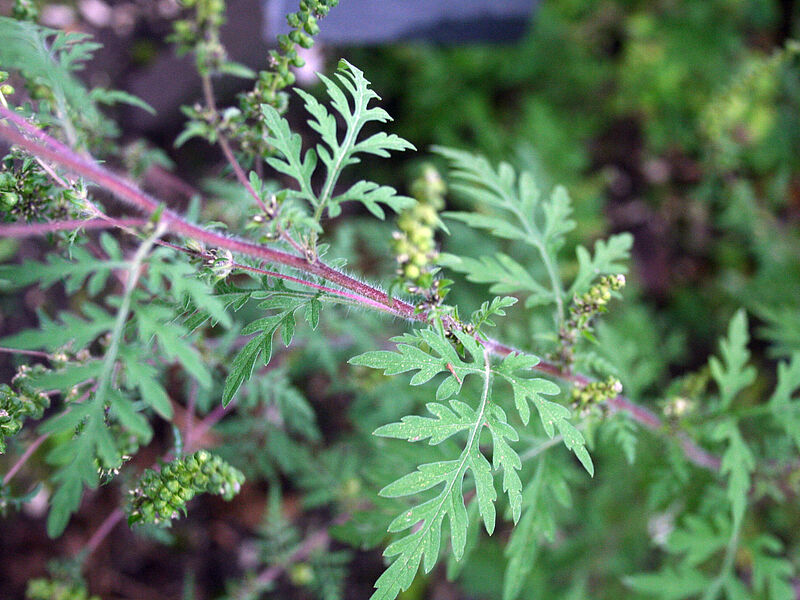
xmin=0 ymin=346 xmax=51 ymax=358
xmin=0 ymin=218 xmax=148 ymax=237
xmin=200 ymin=75 xmax=268 ymax=213
xmin=3 ymin=433 xmax=48 ymax=485
xmin=0 ymin=110 xmax=417 ymax=320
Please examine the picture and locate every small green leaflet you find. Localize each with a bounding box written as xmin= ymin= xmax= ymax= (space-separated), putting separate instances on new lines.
xmin=625 ymin=566 xmax=711 ymax=599
xmin=0 ymin=234 xmax=125 ymax=295
xmin=261 ymin=59 xmax=415 ymax=221
xmin=439 ymin=253 xmax=553 ymax=308
xmin=709 ymin=310 xmax=756 ymax=409
xmin=367 ymin=357 xmax=498 ymax=600
xmin=712 ymin=419 xmax=755 ymax=528
xmin=0 ymin=303 xmax=115 ymax=352
xmin=668 ymin=514 xmax=731 ymax=567
xmin=349 ymin=327 xmax=481 ymax=402
xmin=222 ymin=293 xmax=321 ymax=406
xmin=495 ymin=353 xmax=592 ymax=476
xmin=768 ymin=352 xmax=800 ymax=453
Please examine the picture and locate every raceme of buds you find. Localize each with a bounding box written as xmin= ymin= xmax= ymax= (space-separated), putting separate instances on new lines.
xmin=557 ymin=274 xmax=626 ymax=368
xmin=26 ymin=578 xmax=99 ymax=600
xmin=570 ymin=274 xmax=626 ymax=324
xmin=571 ymin=376 xmax=623 ymax=414
xmin=1 ymin=373 xmax=50 ymax=454
xmin=126 ymin=450 xmax=245 ymax=526
xmin=170 ymin=0 xmax=227 ymax=73
xmin=393 ymin=165 xmax=446 ymax=292
xmin=234 ymin=0 xmax=338 ymax=156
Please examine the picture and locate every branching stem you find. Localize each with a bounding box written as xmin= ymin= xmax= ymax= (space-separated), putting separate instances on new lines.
xmin=0 ymin=106 xmax=723 ymax=473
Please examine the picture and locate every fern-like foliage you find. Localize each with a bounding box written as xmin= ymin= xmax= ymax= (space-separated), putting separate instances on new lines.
xmin=0 ymin=235 xmax=231 ymax=535
xmin=222 ymin=284 xmax=323 ymax=406
xmin=350 ymin=326 xmax=589 ymax=599
xmin=261 ymin=59 xmax=415 ymax=230
xmin=0 ymin=17 xmax=152 ymax=139
xmin=435 ymin=146 xmax=631 ymax=319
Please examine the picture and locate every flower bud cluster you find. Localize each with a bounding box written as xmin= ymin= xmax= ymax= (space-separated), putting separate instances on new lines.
xmin=571 ymin=274 xmax=626 ymax=324
xmin=203 ymin=247 xmax=235 ymax=280
xmin=571 ymin=376 xmax=623 ymax=415
xmin=0 ymin=152 xmax=88 ymax=225
xmin=0 ymin=71 xmax=14 ymax=100
xmin=12 ymin=0 xmax=38 ymax=21
xmin=393 ymin=165 xmax=445 ymax=293
xmin=1 ymin=366 xmax=50 ymax=454
xmin=234 ymin=0 xmax=338 ymax=156
xmin=557 ymin=274 xmax=626 ymax=368
xmin=26 ymin=578 xmax=99 ymax=600
xmin=170 ymin=0 xmax=227 ymax=74
xmin=126 ymin=450 xmax=245 ymax=525
xmin=663 ymin=396 xmax=695 ymax=419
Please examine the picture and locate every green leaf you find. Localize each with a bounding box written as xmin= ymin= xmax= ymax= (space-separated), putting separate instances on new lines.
xmin=371 ymin=398 xmax=492 ymax=599
xmin=435 ymin=146 xmax=569 ymax=313
xmin=712 ymin=419 xmax=755 ymax=527
xmin=749 ymin=535 xmax=795 ymax=600
xmin=0 ymin=17 xmax=106 ymax=131
xmin=349 ymin=327 xmax=475 ymax=395
xmin=709 ymin=310 xmax=755 ymax=408
xmin=44 ymin=401 xmax=111 ymax=537
xmin=329 ymin=180 xmax=414 ymax=219
xmin=485 ymin=404 xmax=522 ymax=523
xmin=368 ymin=342 xmax=510 ymax=600
xmin=0 ymin=245 xmax=125 ymax=295
xmin=503 ymin=462 xmax=545 ymax=600
xmin=569 ymin=233 xmax=633 ymax=297
xmin=667 ymin=514 xmax=730 ymax=567
xmin=625 ymin=566 xmax=711 ymax=599
xmin=137 ymin=304 xmax=212 ymax=389
xmin=440 ymin=253 xmax=552 ymax=307
xmin=0 ymin=303 xmax=115 ymax=352
xmin=222 ymin=294 xmax=318 ymax=406
xmin=122 ymin=354 xmax=173 ymax=419
xmin=262 ymin=60 xmax=414 ymax=224
xmin=768 ymin=352 xmax=800 ymax=453
xmin=496 ymin=353 xmax=562 ymax=427
xmin=90 ymin=88 xmax=155 ymax=114
xmin=374 ymin=400 xmax=474 ymax=445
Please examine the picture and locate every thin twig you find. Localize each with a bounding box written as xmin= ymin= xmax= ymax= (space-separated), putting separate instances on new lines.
xmin=3 ymin=433 xmax=48 ymax=485
xmin=255 ymin=513 xmax=351 ymax=586
xmin=0 ymin=346 xmax=51 ymax=358
xmin=200 ymin=73 xmax=267 ymax=213
xmin=200 ymin=74 xmax=307 ymax=255
xmin=0 ymin=110 xmax=417 ymax=319
xmin=86 ymin=508 xmax=124 ymax=555
xmin=0 ymin=218 xmax=148 ymax=237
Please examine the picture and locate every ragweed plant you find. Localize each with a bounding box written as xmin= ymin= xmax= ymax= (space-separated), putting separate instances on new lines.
xmin=0 ymin=3 xmax=799 ymax=600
